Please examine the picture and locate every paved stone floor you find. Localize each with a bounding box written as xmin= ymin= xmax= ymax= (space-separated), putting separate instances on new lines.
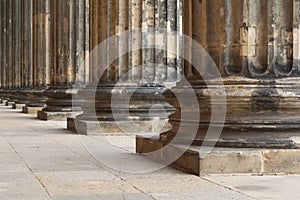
xmin=0 ymin=105 xmax=300 ymax=200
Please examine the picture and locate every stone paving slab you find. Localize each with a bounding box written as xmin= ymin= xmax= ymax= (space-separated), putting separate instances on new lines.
xmin=0 ymin=104 xmax=298 ymax=199
xmin=205 ymin=175 xmax=300 ymax=200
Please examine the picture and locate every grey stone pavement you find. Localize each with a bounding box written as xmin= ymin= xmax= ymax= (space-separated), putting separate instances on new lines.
xmin=0 ymin=105 xmax=300 ymax=200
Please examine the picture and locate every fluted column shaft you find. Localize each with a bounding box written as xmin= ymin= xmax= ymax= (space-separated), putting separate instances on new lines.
xmin=160 ymin=0 xmax=300 ymax=150
xmin=70 ymin=0 xmax=182 ymax=134
xmin=38 ymin=0 xmax=89 ymax=120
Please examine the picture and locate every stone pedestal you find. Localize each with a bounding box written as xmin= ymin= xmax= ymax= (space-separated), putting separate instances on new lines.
xmin=22 ymin=87 xmax=48 ymax=114
xmin=37 ymin=86 xmax=83 ymax=121
xmin=68 ymin=83 xmax=174 ymax=135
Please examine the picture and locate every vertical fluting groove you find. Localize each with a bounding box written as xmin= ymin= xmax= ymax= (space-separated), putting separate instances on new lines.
xmin=11 ymin=0 xmax=15 ymax=88
xmin=20 ymin=0 xmax=24 ymax=88
xmin=155 ymin=0 xmax=167 ymax=82
xmin=223 ymin=0 xmax=243 ymax=75
xmin=37 ymin=0 xmax=43 ymax=86
xmin=98 ymin=0 xmax=107 ymax=82
xmin=206 ymin=0 xmax=222 ymax=73
xmin=2 ymin=0 xmax=7 ymax=88
xmin=32 ymin=0 xmax=37 ymax=86
xmin=106 ymin=0 xmax=117 ymax=82
xmin=128 ymin=0 xmax=133 ymax=81
xmin=183 ymin=0 xmax=192 ymax=77
xmin=247 ymin=0 xmax=268 ymax=74
xmin=40 ymin=0 xmax=45 ymax=86
xmin=66 ymin=0 xmax=76 ymax=84
xmin=293 ymin=0 xmax=300 ymax=71
xmin=167 ymin=0 xmax=178 ymax=82
xmin=51 ymin=0 xmax=57 ymax=85
xmin=7 ymin=0 xmax=13 ymax=88
xmin=176 ymin=0 xmax=182 ymax=81
xmin=191 ymin=0 xmax=206 ymax=77
xmin=142 ymin=0 xmax=155 ymax=82
xmin=75 ymin=0 xmax=85 ymax=84
xmin=24 ymin=0 xmax=34 ymax=88
xmin=118 ymin=0 xmax=129 ymax=82
xmin=271 ymin=0 xmax=293 ymax=75
xmin=55 ymin=0 xmax=63 ymax=85
xmin=0 ymin=0 xmax=2 ymax=88
xmin=131 ymin=0 xmax=142 ymax=82
xmin=90 ymin=0 xmax=98 ymax=81
xmin=84 ymin=0 xmax=90 ymax=84
xmin=14 ymin=0 xmax=22 ymax=88
xmin=60 ymin=0 xmax=67 ymax=85
xmin=44 ymin=0 xmax=51 ymax=85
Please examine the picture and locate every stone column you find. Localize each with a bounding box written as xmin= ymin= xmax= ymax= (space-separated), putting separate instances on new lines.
xmin=4 ymin=0 xmax=15 ymax=106
xmin=0 ymin=0 xmax=10 ymax=104
xmin=68 ymin=0 xmax=181 ymax=135
xmin=21 ymin=0 xmax=50 ymax=114
xmin=37 ymin=0 xmax=89 ymax=120
xmin=136 ymin=0 xmax=300 ymax=175
xmin=11 ymin=0 xmax=32 ymax=110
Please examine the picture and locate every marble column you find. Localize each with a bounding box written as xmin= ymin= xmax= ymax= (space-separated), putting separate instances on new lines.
xmin=68 ymin=0 xmax=182 ymax=135
xmin=37 ymin=0 xmax=89 ymax=120
xmin=157 ymin=0 xmax=300 ymax=150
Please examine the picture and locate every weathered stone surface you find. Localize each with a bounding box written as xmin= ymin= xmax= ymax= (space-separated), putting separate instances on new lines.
xmin=22 ymin=106 xmax=45 ymax=115
xmin=262 ymin=150 xmax=300 ymax=174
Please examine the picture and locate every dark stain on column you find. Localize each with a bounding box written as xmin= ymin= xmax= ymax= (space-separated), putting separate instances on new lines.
xmin=131 ymin=0 xmax=142 ymax=82
xmin=106 ymin=0 xmax=117 ymax=82
xmin=246 ymin=0 xmax=268 ymax=75
xmin=223 ymin=0 xmax=243 ymax=75
xmin=118 ymin=0 xmax=129 ymax=82
xmin=271 ymin=0 xmax=293 ymax=76
xmin=142 ymin=0 xmax=155 ymax=82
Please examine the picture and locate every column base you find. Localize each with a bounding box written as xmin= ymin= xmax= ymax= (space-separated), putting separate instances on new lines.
xmin=6 ymin=101 xmax=14 ymax=106
xmin=137 ymin=136 xmax=300 ymax=176
xmin=37 ymin=110 xmax=82 ymax=121
xmin=67 ymin=117 xmax=171 ymax=135
xmin=22 ymin=106 xmax=45 ymax=115
xmin=12 ymin=103 xmax=26 ymax=110
xmin=1 ymin=99 xmax=8 ymax=105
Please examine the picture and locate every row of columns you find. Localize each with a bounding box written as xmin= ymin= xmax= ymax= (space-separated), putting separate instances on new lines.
xmin=159 ymin=0 xmax=300 ymax=150
xmin=1 ymin=0 xmax=299 ymax=151
xmin=0 ymin=0 xmax=182 ymax=135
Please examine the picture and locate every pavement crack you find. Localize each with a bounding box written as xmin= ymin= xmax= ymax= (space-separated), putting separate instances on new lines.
xmin=201 ymin=176 xmax=256 ymax=199
xmin=3 ymin=136 xmax=53 ymax=199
